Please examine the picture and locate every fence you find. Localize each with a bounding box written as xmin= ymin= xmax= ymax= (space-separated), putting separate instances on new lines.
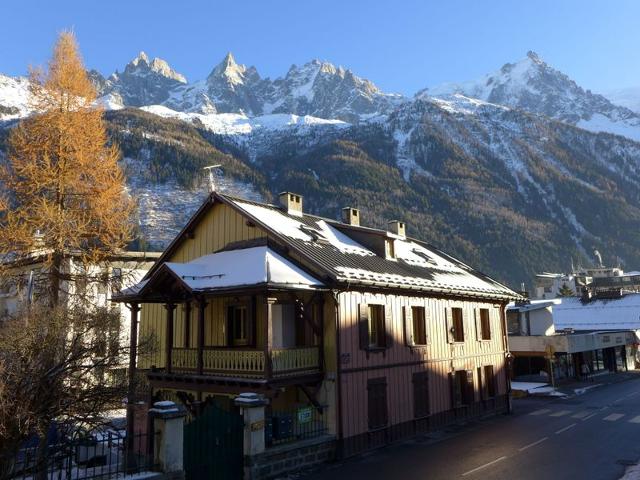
xmin=1 ymin=430 xmax=157 ymax=480
xmin=265 ymin=405 xmax=328 ymax=447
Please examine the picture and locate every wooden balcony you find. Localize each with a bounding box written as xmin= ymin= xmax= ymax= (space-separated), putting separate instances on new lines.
xmin=170 ymin=346 xmax=320 ymax=379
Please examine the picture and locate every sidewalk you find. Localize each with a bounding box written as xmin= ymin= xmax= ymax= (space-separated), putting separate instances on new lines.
xmin=513 ymin=370 xmax=640 ymax=398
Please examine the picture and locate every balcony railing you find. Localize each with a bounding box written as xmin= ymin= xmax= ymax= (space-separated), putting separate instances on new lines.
xmin=170 ymin=346 xmax=320 ymax=378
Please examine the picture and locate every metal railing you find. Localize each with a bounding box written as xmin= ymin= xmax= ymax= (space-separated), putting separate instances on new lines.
xmin=265 ymin=405 xmax=328 ymax=447
xmin=0 ymin=430 xmax=156 ymax=480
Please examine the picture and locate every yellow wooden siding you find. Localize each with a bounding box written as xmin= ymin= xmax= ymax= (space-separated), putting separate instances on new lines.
xmin=137 ymin=202 xmax=267 ymax=369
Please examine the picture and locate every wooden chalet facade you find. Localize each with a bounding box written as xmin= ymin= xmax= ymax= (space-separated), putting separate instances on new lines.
xmin=114 ymin=191 xmax=520 ymax=458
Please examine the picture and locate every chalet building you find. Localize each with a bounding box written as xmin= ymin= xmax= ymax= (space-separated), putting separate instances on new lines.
xmin=114 ymin=191 xmax=520 ymax=461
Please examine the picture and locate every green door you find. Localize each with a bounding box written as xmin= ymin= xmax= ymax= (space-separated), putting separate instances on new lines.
xmin=184 ymin=404 xmax=244 ymax=480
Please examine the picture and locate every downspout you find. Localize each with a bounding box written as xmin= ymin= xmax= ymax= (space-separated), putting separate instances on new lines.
xmin=331 ymin=290 xmax=344 ymax=457
xmin=500 ymin=302 xmax=513 ymax=414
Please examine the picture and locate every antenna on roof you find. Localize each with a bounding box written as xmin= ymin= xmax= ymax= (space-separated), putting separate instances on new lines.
xmin=203 ymin=165 xmax=222 ymax=193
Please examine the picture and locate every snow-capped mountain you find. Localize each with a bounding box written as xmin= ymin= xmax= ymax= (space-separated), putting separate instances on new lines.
xmin=94 ymin=51 xmax=188 ymax=107
xmin=0 ymin=74 xmax=31 ymax=120
xmin=99 ymin=52 xmax=403 ymax=122
xmin=421 ymin=51 xmax=640 ymax=141
xmin=605 ymin=86 xmax=640 ymax=115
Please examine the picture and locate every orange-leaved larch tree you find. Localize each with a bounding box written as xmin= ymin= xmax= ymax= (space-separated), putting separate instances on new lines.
xmin=0 ymin=30 xmax=134 ymax=306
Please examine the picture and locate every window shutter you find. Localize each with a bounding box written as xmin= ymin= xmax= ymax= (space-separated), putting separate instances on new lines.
xmin=466 ymin=370 xmax=475 ymax=404
xmin=384 ymin=305 xmax=393 ymax=348
xmin=475 ymin=309 xmax=482 ymax=342
xmin=445 ymin=307 xmax=454 ymax=343
xmin=425 ymin=309 xmax=432 ymax=345
xmin=478 ymin=366 xmax=485 ymax=400
xmin=404 ymin=306 xmax=414 ymax=346
xmin=359 ymin=304 xmax=369 ymax=350
xmin=226 ymin=305 xmax=234 ymax=346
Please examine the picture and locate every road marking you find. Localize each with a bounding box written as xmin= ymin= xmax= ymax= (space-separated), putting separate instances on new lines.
xmin=518 ymin=437 xmax=548 ymax=451
xmin=603 ymin=413 xmax=624 ymax=422
xmin=549 ymin=410 xmax=571 ymax=417
xmin=582 ymin=413 xmax=598 ymax=421
xmin=629 ymin=415 xmax=640 ymax=424
xmin=571 ymin=411 xmax=591 ymax=419
xmin=555 ymin=423 xmax=577 ymax=434
xmin=529 ymin=409 xmax=551 ymax=416
xmin=461 ymin=456 xmax=507 ymax=477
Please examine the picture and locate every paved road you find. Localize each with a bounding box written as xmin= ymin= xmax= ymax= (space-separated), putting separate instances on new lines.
xmin=307 ymin=374 xmax=640 ymax=480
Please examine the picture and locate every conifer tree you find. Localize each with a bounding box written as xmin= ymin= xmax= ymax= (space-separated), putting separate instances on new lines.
xmin=0 ymin=31 xmax=134 ymax=306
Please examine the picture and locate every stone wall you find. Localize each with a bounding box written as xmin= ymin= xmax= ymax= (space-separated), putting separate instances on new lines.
xmin=246 ymin=436 xmax=336 ymax=479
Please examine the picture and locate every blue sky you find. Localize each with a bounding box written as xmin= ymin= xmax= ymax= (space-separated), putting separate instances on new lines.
xmin=2 ymin=0 xmax=639 ymax=95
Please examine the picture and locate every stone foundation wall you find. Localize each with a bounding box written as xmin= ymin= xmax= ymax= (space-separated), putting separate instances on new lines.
xmin=246 ymin=436 xmax=336 ymax=480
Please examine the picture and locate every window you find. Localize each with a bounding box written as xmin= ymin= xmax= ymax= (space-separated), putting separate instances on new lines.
xmin=412 ymin=306 xmax=427 ymax=345
xmin=367 ymin=378 xmax=388 ymax=429
xmin=450 ymin=307 xmax=464 ymax=343
xmin=227 ymin=305 xmax=249 ymax=346
xmin=451 ymin=370 xmax=473 ymax=407
xmin=360 ymin=304 xmax=387 ymax=349
xmin=412 ymin=372 xmax=430 ymax=418
xmin=479 ymin=308 xmax=491 ymax=340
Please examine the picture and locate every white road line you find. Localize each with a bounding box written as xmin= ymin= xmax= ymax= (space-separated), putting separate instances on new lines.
xmin=629 ymin=415 xmax=640 ymax=424
xmin=603 ymin=413 xmax=624 ymax=422
xmin=555 ymin=423 xmax=577 ymax=434
xmin=518 ymin=437 xmax=548 ymax=451
xmin=461 ymin=456 xmax=508 ymax=477
xmin=549 ymin=410 xmax=571 ymax=417
xmin=571 ymin=411 xmax=591 ymax=419
xmin=529 ymin=409 xmax=551 ymax=416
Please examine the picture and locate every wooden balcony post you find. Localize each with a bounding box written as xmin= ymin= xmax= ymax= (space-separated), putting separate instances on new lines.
xmin=184 ymin=301 xmax=192 ymax=348
xmin=264 ymin=297 xmax=277 ymax=379
xmin=197 ymin=298 xmax=207 ymax=375
xmin=164 ymin=303 xmax=176 ymax=374
xmin=125 ymin=302 xmax=140 ymax=467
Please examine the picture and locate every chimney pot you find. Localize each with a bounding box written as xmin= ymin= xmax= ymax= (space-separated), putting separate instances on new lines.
xmin=388 ymin=220 xmax=406 ymax=237
xmin=279 ymin=191 xmax=303 ymax=217
xmin=341 ymin=207 xmax=360 ymax=226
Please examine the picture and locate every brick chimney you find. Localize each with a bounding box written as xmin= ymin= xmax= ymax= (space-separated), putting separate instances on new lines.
xmin=388 ymin=220 xmax=406 ymax=237
xmin=341 ymin=207 xmax=360 ymax=226
xmin=279 ymin=192 xmax=303 ymax=217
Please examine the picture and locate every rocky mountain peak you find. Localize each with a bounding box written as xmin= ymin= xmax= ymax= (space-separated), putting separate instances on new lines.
xmin=123 ymin=51 xmax=186 ymax=83
xmin=208 ymin=52 xmax=254 ymax=87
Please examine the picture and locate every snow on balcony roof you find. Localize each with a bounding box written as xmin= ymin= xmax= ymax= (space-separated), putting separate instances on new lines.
xmin=552 ymin=294 xmax=640 ymax=331
xmin=164 ymin=246 xmax=323 ymax=291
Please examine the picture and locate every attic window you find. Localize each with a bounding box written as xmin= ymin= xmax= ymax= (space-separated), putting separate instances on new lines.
xmin=299 ymin=225 xmax=328 ymax=243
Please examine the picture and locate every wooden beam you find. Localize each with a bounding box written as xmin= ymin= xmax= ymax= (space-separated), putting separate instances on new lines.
xmin=164 ymin=303 xmax=176 ymax=374
xmin=264 ymin=296 xmax=277 ymax=380
xmin=184 ymin=300 xmax=192 ymax=348
xmin=197 ymin=298 xmax=207 ymax=376
xmin=125 ymin=303 xmax=140 ymax=465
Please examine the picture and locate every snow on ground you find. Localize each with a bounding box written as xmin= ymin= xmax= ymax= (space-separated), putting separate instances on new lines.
xmin=577 ymin=113 xmax=640 ymax=142
xmin=140 ymin=104 xmax=349 ymax=136
xmin=0 ymin=74 xmax=31 ymax=121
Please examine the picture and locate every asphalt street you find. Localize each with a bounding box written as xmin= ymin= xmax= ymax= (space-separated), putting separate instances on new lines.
xmin=306 ymin=373 xmax=640 ymax=480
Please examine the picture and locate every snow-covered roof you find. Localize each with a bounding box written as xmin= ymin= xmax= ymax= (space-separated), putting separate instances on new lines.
xmin=121 ymin=246 xmax=323 ymax=298
xmin=229 ymin=196 xmax=518 ymax=299
xmin=552 ymin=294 xmax=640 ymax=331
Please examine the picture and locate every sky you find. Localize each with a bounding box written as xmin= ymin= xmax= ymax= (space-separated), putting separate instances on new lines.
xmin=1 ymin=0 xmax=639 ymax=96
